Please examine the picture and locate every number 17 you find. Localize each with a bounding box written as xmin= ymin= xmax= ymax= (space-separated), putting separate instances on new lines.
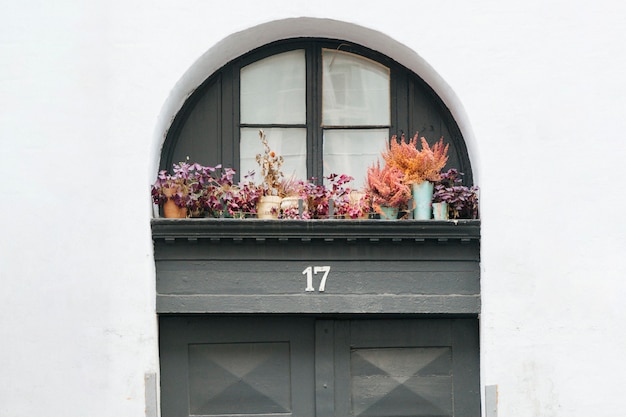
xmin=302 ymin=266 xmax=331 ymax=292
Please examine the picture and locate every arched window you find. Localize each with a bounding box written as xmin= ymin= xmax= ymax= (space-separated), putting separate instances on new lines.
xmin=161 ymin=39 xmax=473 ymax=189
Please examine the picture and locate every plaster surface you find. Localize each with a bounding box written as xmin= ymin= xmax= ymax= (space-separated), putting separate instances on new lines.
xmin=1 ymin=1 xmax=625 ymax=416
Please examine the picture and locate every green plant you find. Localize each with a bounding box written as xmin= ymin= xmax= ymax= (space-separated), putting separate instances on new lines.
xmin=151 ymin=160 xmax=200 ymax=211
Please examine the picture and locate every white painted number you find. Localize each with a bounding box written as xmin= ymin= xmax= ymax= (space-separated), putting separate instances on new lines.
xmin=314 ymin=266 xmax=330 ymax=292
xmin=302 ymin=266 xmax=315 ymax=292
xmin=301 ymin=266 xmax=331 ymax=292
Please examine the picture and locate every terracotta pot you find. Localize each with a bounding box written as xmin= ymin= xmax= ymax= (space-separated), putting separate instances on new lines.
xmin=162 ymin=186 xmax=188 ymax=218
xmin=163 ymin=199 xmax=188 ymax=218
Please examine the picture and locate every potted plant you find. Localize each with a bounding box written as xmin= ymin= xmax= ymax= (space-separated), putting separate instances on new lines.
xmin=255 ymin=130 xmax=285 ymax=219
xmin=151 ymin=160 xmax=201 ymax=218
xmin=195 ymin=165 xmax=240 ymax=218
xmin=347 ymin=190 xmax=371 ymax=219
xmin=279 ymin=177 xmax=311 ymax=219
xmin=366 ymin=160 xmax=411 ymax=220
xmin=382 ymin=133 xmax=449 ymax=219
xmin=228 ymin=171 xmax=261 ymax=218
xmin=325 ymin=173 xmax=356 ymax=218
xmin=432 ymin=169 xmax=480 ymax=219
xmin=303 ymin=173 xmax=356 ymax=219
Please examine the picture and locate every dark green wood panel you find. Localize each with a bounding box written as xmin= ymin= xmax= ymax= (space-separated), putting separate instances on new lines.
xmin=166 ymin=76 xmax=222 ymax=170
xmin=153 ymin=220 xmax=480 ymax=314
xmin=155 ymin=237 xmax=479 ymax=261
xmin=156 ymin=293 xmax=480 ymax=314
xmin=160 ymin=316 xmax=316 ymax=417
xmin=154 ymin=239 xmax=480 ymax=262
xmin=188 ymin=342 xmax=291 ymax=415
xmin=160 ymin=317 xmax=480 ymax=417
xmin=407 ymin=77 xmax=471 ymax=184
xmin=156 ymin=260 xmax=479 ymax=295
xmin=336 ymin=319 xmax=479 ymax=417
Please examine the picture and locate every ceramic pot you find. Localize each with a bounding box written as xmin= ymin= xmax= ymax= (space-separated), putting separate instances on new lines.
xmin=432 ymin=202 xmax=449 ymax=220
xmin=378 ymin=205 xmax=399 ymax=220
xmin=256 ymin=195 xmax=282 ymax=219
xmin=412 ymin=181 xmax=434 ymax=220
xmin=162 ymin=187 xmax=187 ymax=218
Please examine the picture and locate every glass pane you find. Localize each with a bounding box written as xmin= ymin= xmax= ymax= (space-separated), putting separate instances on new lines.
xmin=240 ymin=50 xmax=306 ymax=124
xmin=240 ymin=127 xmax=307 ymax=182
xmin=323 ymin=129 xmax=389 ymax=190
xmin=322 ymin=49 xmax=390 ymax=126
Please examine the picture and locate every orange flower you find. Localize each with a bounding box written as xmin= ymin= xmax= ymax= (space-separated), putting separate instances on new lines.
xmin=382 ymin=133 xmax=449 ymax=184
xmin=270 ymin=151 xmax=276 ymax=158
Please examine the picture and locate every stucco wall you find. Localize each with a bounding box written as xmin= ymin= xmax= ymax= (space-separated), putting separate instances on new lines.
xmin=1 ymin=1 xmax=625 ymax=416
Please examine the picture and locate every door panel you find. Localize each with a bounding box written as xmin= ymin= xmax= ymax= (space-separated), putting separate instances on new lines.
xmin=335 ymin=319 xmax=479 ymax=417
xmin=188 ymin=342 xmax=292 ymax=415
xmin=350 ymin=347 xmax=453 ymax=417
xmin=159 ymin=317 xmax=479 ymax=417
xmin=160 ymin=316 xmax=316 ymax=417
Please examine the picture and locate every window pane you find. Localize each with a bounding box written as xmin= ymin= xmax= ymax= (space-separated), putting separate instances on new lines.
xmin=323 ymin=129 xmax=389 ymax=190
xmin=240 ymin=128 xmax=307 ymax=182
xmin=241 ymin=50 xmax=306 ymax=124
xmin=322 ymin=49 xmax=390 ymax=126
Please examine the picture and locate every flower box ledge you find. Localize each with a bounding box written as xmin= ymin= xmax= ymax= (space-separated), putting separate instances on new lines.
xmin=150 ymin=217 xmax=480 ymax=242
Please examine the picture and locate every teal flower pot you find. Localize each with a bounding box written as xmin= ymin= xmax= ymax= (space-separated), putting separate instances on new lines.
xmin=378 ymin=206 xmax=399 ymax=220
xmin=432 ymin=202 xmax=449 ymax=220
xmin=412 ymin=181 xmax=434 ymax=220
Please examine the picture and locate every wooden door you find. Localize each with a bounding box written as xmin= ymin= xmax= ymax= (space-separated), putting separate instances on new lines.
xmin=159 ymin=316 xmax=479 ymax=417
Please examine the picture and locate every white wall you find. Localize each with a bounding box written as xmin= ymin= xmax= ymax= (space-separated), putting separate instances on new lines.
xmin=1 ymin=1 xmax=625 ymax=416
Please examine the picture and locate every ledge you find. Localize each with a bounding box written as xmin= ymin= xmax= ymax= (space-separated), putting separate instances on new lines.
xmin=156 ymin=294 xmax=480 ymax=315
xmin=151 ymin=218 xmax=481 ymax=242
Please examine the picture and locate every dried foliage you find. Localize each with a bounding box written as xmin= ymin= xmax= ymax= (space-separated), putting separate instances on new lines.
xmin=255 ymin=129 xmax=285 ymax=196
xmin=382 ymin=133 xmax=449 ymax=184
xmin=366 ymin=160 xmax=411 ymax=212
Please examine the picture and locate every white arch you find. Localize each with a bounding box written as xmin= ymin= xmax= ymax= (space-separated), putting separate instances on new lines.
xmin=153 ymin=17 xmax=480 ymax=184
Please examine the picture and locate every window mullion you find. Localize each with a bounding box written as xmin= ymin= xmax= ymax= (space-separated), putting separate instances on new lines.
xmin=309 ymin=43 xmax=323 ymax=183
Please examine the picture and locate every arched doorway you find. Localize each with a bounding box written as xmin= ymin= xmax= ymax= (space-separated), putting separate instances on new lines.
xmin=153 ymin=20 xmax=481 ymax=417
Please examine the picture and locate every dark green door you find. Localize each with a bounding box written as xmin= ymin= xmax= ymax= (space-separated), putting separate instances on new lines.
xmin=160 ymin=316 xmax=479 ymax=417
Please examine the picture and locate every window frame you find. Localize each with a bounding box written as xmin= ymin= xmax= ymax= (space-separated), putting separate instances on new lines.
xmin=235 ymin=39 xmax=399 ymax=183
xmin=161 ymin=38 xmax=473 ymax=187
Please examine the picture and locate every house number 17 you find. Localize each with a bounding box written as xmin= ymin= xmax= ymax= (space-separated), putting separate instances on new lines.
xmin=302 ymin=266 xmax=331 ymax=292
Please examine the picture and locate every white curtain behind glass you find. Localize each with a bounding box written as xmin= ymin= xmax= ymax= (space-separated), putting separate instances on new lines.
xmin=322 ymin=49 xmax=390 ymax=126
xmin=322 ymin=49 xmax=390 ymax=189
xmin=240 ymin=128 xmax=307 ymax=183
xmin=324 ymin=130 xmax=388 ymax=190
xmin=240 ymin=50 xmax=307 ymax=182
xmin=240 ymin=50 xmax=306 ymax=124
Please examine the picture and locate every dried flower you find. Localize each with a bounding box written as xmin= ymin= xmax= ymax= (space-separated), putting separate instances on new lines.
xmin=382 ymin=133 xmax=449 ymax=184
xmin=366 ymin=160 xmax=411 ymax=213
xmin=255 ymin=130 xmax=285 ymax=196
